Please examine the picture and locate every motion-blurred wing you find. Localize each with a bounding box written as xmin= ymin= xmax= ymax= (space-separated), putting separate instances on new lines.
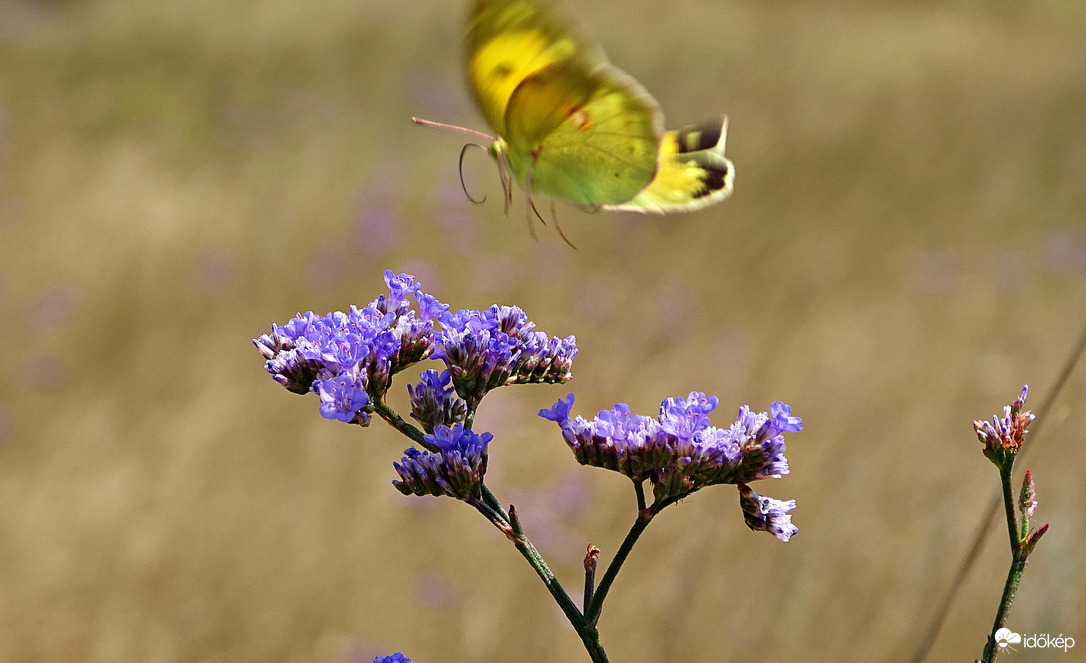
xmin=604 ymin=116 xmax=735 ymax=213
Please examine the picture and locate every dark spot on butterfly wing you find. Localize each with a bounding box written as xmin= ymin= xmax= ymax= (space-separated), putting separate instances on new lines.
xmin=694 ymin=161 xmax=731 ymax=198
xmin=676 ymin=120 xmax=723 ymax=154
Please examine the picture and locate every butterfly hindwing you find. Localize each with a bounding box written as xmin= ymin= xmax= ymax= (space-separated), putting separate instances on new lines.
xmin=603 ymin=116 xmax=735 ymax=213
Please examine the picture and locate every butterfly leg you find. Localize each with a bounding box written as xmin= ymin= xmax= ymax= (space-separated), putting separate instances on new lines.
xmin=523 ymin=169 xmax=541 ymax=240
xmin=550 ymin=200 xmax=576 ymax=249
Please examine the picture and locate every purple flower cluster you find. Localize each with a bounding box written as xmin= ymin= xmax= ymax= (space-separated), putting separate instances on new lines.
xmin=254 ymin=272 xmax=576 ymax=426
xmin=254 ymin=271 xmax=446 ymax=424
xmin=436 ymin=305 xmax=577 ymax=408
xmin=373 ymin=655 xmax=412 ymax=663
xmin=393 ymin=424 xmax=492 ymax=503
xmin=974 ymin=385 xmax=1034 ymax=467
xmin=540 ymin=392 xmax=801 ymax=539
xmin=408 ymin=369 xmax=468 ymax=433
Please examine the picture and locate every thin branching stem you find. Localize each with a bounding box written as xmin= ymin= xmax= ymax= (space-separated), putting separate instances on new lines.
xmin=480 ymin=485 xmax=509 ymax=523
xmin=980 ymin=557 xmax=1026 ymax=662
xmin=633 ymin=480 xmax=647 ymax=512
xmin=585 ymin=507 xmax=656 ymax=628
xmin=372 ymin=400 xmax=428 ymax=447
xmin=979 ymin=459 xmax=1039 ymax=662
xmin=505 ymin=511 xmax=578 ymax=622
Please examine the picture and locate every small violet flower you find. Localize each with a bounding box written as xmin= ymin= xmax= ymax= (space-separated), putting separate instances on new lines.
xmin=315 ymin=371 xmax=370 ymax=424
xmin=739 ymin=484 xmax=799 ymax=542
xmin=373 ymin=655 xmax=412 ymax=663
xmin=408 ymin=369 xmax=468 ymax=433
xmin=393 ymin=423 xmax=492 ymax=504
xmin=973 ymin=385 xmax=1033 ymax=469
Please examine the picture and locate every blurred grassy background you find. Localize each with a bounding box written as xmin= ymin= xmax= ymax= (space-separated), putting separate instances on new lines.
xmin=2 ymin=0 xmax=1085 ymax=661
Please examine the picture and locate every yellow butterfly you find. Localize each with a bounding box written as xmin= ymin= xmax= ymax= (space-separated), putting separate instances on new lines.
xmin=416 ymin=0 xmax=734 ymax=217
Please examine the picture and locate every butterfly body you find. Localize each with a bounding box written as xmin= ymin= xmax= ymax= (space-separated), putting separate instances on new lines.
xmin=462 ymin=0 xmax=733 ymax=214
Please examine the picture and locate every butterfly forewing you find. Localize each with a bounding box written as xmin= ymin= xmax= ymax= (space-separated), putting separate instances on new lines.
xmin=466 ymin=0 xmax=606 ymax=136
xmin=503 ymin=60 xmax=661 ymax=205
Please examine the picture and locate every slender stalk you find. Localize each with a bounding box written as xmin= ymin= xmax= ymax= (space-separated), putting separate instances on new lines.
xmin=979 ymin=463 xmax=1023 ymax=663
xmin=508 ymin=526 xmax=583 ymax=628
xmin=372 ymin=400 xmax=428 ymax=447
xmin=480 ymin=485 xmax=509 ymax=523
xmin=633 ymin=480 xmax=647 ymax=513
xmin=513 ymin=533 xmax=609 ymax=662
xmin=375 ymin=383 xmax=611 ymax=661
xmin=584 ymin=546 xmax=600 ymax=614
xmin=503 ymin=503 xmax=609 ymax=662
xmin=980 ymin=557 xmax=1026 ymax=662
xmin=909 ymin=322 xmax=1084 ymax=663
xmin=377 ymin=393 xmax=606 ymax=661
xmin=999 ymin=464 xmax=1019 ymax=551
xmin=979 ymin=462 xmax=1036 ymax=663
xmin=585 ymin=507 xmax=656 ymax=628
xmin=579 ymin=628 xmax=608 ymax=663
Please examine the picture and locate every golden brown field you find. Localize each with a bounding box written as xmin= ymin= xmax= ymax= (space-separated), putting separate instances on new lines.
xmin=1 ymin=0 xmax=1084 ymax=661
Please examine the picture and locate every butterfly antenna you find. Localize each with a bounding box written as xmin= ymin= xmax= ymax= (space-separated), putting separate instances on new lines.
xmin=411 ymin=117 xmax=495 ymax=142
xmin=458 ymin=143 xmax=487 ymax=205
xmin=907 ymin=316 xmax=1086 ymax=663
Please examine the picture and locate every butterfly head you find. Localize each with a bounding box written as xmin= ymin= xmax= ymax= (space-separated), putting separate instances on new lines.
xmin=487 ymin=137 xmax=506 ymax=164
xmin=487 ymin=137 xmax=516 ymax=212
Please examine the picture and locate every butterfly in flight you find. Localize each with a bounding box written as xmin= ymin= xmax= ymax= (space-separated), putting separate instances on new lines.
xmin=414 ymin=0 xmax=734 ymax=233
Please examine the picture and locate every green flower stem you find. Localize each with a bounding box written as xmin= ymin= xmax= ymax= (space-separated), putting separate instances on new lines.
xmin=376 ymin=398 xmax=602 ymax=659
xmin=980 ymin=556 xmax=1026 ymax=662
xmin=508 ymin=516 xmax=580 ymax=620
xmin=583 ymin=547 xmax=599 ymax=615
xmin=584 ymin=507 xmax=656 ymax=628
xmin=978 ymin=463 xmax=1029 ymax=663
xmin=373 ymin=400 xmax=428 ymax=447
xmin=999 ymin=463 xmax=1020 ymax=550
xmin=506 ymin=517 xmax=607 ymax=661
xmin=579 ymin=628 xmax=608 ymax=663
xmin=481 ymin=485 xmax=509 ymax=523
xmin=376 ymin=394 xmax=607 ymax=661
xmin=633 ymin=480 xmax=647 ymax=513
